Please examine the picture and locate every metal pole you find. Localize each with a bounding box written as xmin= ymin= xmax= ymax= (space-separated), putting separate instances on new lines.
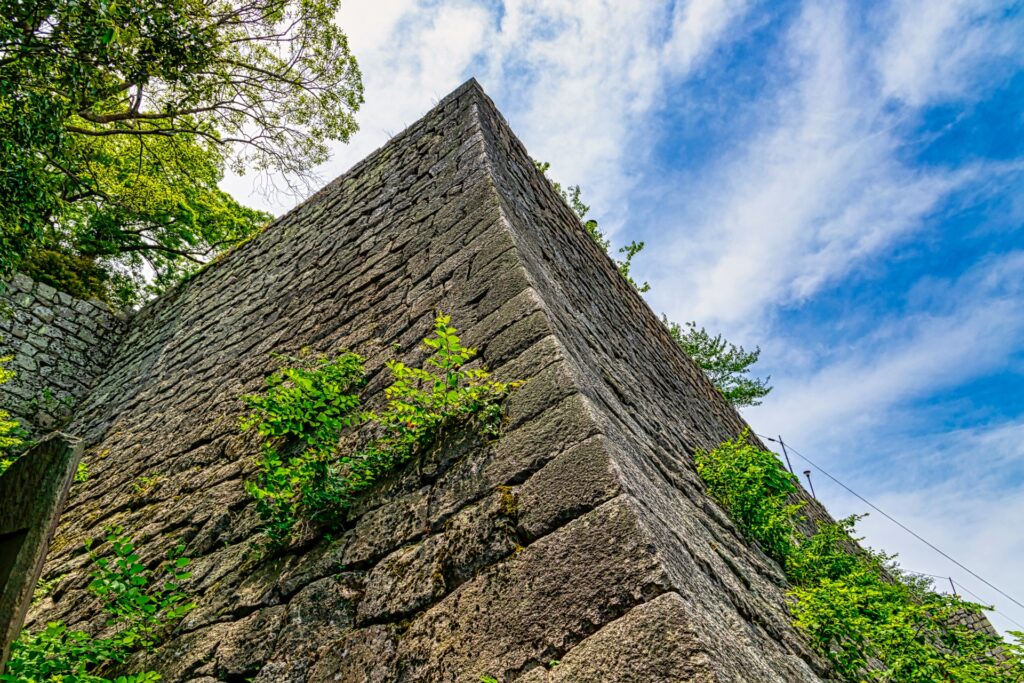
xmin=803 ymin=470 xmax=816 ymax=499
xmin=949 ymin=577 xmax=958 ymax=596
xmin=779 ymin=435 xmax=795 ymax=475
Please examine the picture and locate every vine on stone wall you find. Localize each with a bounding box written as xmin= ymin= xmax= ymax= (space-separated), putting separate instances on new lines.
xmin=696 ymin=432 xmax=1024 ymax=682
xmin=241 ymin=314 xmax=519 ymax=546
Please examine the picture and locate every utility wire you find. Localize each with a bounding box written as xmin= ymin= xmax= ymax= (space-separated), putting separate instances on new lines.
xmin=755 ymin=433 xmax=1024 ymax=615
xmin=902 ymin=568 xmax=1024 ymax=630
xmin=951 ymin=580 xmax=1024 ymax=630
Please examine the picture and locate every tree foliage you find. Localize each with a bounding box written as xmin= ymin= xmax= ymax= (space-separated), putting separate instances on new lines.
xmin=0 ymin=354 xmax=25 ymax=474
xmin=663 ymin=318 xmax=771 ymax=407
xmin=696 ymin=432 xmax=1024 ymax=682
xmin=1 ymin=0 xmax=363 ymax=304
xmin=535 ymin=160 xmax=771 ymax=407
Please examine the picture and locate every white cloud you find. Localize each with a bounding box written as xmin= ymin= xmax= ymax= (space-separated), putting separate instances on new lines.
xmin=751 ymin=250 xmax=1024 ymax=451
xmin=477 ymin=1 xmax=736 ymax=238
xmin=488 ymin=0 xmax=750 ymax=237
xmin=221 ymin=0 xmax=497 ymax=212
xmin=817 ymin=467 xmax=1024 ymax=636
xmin=747 ymin=254 xmax=1024 ymax=634
xmin=648 ymin=2 xmax=987 ymax=336
xmin=875 ymin=0 xmax=1024 ymax=107
xmin=663 ymin=0 xmax=750 ymax=74
xmin=221 ymin=0 xmax=753 ymax=236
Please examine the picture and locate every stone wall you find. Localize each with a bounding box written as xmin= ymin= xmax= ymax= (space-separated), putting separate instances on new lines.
xmin=0 ymin=434 xmax=82 ymax=674
xmin=27 ymin=81 xmax=835 ymax=682
xmin=0 ymin=274 xmax=128 ymax=435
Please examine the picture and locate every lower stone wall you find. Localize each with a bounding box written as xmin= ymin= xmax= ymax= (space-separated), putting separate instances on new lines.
xmin=0 ymin=274 xmax=128 ymax=435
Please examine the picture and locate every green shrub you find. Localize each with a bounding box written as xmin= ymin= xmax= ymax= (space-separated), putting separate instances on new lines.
xmin=695 ymin=433 xmax=1024 ymax=682
xmin=19 ymin=248 xmax=128 ymax=306
xmin=241 ymin=351 xmax=368 ymax=543
xmin=242 ymin=314 xmax=518 ymax=546
xmin=783 ymin=514 xmax=863 ymax=587
xmin=792 ymin=563 xmax=1021 ymax=682
xmin=2 ymin=529 xmax=194 ymax=682
xmin=694 ymin=430 xmax=804 ymax=564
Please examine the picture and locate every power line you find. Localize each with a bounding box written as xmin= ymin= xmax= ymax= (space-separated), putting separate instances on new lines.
xmin=902 ymin=568 xmax=1024 ymax=630
xmin=951 ymin=580 xmax=1024 ymax=630
xmin=755 ymin=433 xmax=1024 ymax=616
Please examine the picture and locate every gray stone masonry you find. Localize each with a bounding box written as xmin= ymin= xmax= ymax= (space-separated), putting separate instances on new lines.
xmin=0 ymin=274 xmax=128 ymax=436
xmin=26 ymin=80 xmax=843 ymax=681
xmin=0 ymin=433 xmax=82 ymax=673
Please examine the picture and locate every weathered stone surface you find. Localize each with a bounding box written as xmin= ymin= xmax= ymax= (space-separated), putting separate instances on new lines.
xmin=307 ymin=624 xmax=399 ymax=683
xmin=356 ymin=490 xmax=518 ymax=625
xmin=23 ymin=79 xmax=848 ymax=681
xmin=128 ymin=605 xmax=287 ymax=680
xmin=253 ymin=576 xmax=359 ymax=682
xmin=516 ymin=434 xmax=621 ymax=541
xmin=0 ymin=433 xmax=82 ymax=674
xmin=0 ymin=277 xmax=127 ymax=437
xmin=518 ymin=592 xmax=715 ymax=682
xmin=394 ymin=496 xmax=670 ymax=681
xmin=342 ymin=486 xmax=430 ymax=567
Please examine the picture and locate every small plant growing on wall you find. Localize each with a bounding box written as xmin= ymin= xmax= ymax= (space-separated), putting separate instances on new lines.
xmin=241 ymin=349 xmax=368 ymax=543
xmin=241 ymin=313 xmax=519 ymax=545
xmin=2 ymin=529 xmax=194 ymax=682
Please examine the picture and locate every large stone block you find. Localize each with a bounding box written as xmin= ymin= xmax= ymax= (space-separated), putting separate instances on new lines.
xmin=517 ymin=592 xmax=715 ymax=682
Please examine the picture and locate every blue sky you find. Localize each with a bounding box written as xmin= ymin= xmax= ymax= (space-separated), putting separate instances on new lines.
xmin=222 ymin=0 xmax=1024 ymax=633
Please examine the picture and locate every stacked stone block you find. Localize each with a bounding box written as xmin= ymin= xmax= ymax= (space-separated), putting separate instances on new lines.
xmin=0 ymin=274 xmax=127 ymax=435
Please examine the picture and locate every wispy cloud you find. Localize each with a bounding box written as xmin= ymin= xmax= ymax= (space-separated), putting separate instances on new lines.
xmin=223 ymin=0 xmax=754 ymax=237
xmin=221 ymin=0 xmax=497 ymax=209
xmin=634 ymin=0 xmax=1024 ymax=632
xmin=753 ymin=251 xmax=1024 ymax=452
xmin=663 ymin=0 xmax=751 ymax=75
xmin=874 ymin=0 xmax=1024 ymax=107
xmin=813 ymin=470 xmax=1024 ymax=635
xmin=478 ymin=0 xmax=752 ymax=237
xmin=648 ymin=2 xmax=997 ymax=334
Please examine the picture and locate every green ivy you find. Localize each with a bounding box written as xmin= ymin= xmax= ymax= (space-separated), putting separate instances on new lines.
xmin=2 ymin=528 xmax=194 ymax=682
xmin=696 ymin=432 xmax=1024 ymax=682
xmin=242 ymin=314 xmax=518 ymax=546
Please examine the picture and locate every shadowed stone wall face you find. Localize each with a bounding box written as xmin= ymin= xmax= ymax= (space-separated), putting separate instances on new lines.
xmin=28 ymin=81 xmax=832 ymax=682
xmin=0 ymin=434 xmax=82 ymax=673
xmin=0 ymin=274 xmax=128 ymax=435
